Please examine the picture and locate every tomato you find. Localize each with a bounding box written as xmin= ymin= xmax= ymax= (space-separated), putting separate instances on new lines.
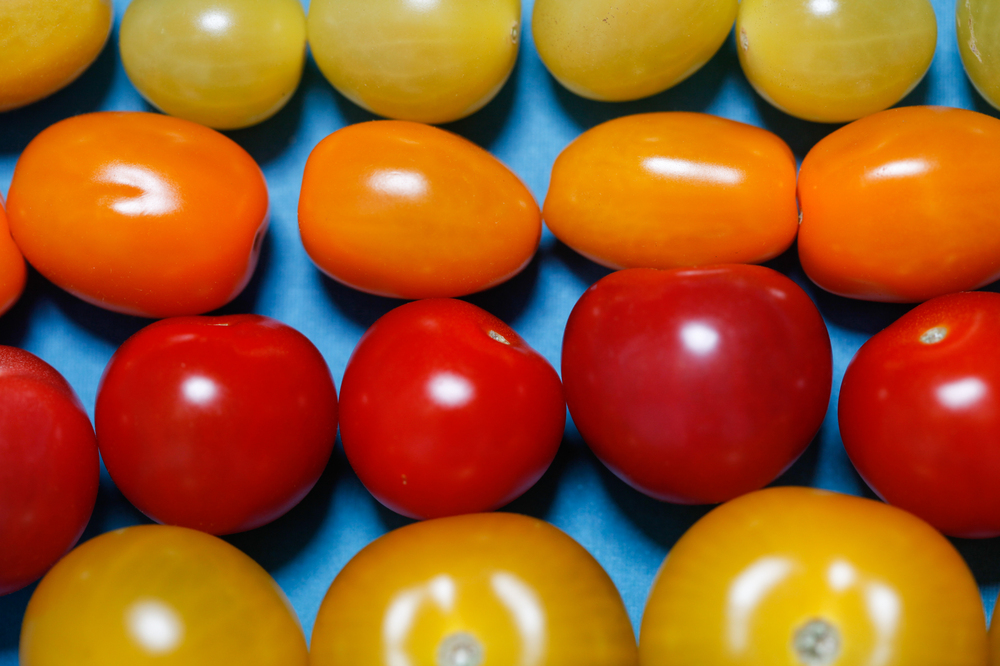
xmin=736 ymin=0 xmax=936 ymax=122
xmin=0 ymin=0 xmax=112 ymax=111
xmin=640 ymin=487 xmax=989 ymax=665
xmin=340 ymin=299 xmax=565 ymax=519
xmin=798 ymin=106 xmax=1000 ymax=303
xmin=562 ymin=266 xmax=832 ymax=505
xmin=298 ymin=121 xmax=540 ymax=299
xmin=543 ymin=113 xmax=798 ymax=271
xmin=310 ymin=513 xmax=638 ymax=665
xmin=19 ymin=525 xmax=308 ymax=665
xmin=991 ymin=597 xmax=1000 ymax=664
xmin=307 ymin=0 xmax=520 ymax=124
xmin=94 ymin=315 xmax=338 ymax=535
xmin=0 ymin=347 xmax=99 ymax=596
xmin=0 ymin=197 xmax=26 ymax=317
xmin=120 ymin=0 xmax=307 ymax=129
xmin=6 ymin=112 xmax=269 ymax=318
xmin=532 ymin=0 xmax=736 ymax=101
xmin=838 ymin=291 xmax=1000 ymax=538
xmin=958 ymin=0 xmax=1000 ymax=110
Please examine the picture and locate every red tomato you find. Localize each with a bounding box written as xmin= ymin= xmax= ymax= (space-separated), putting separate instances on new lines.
xmin=95 ymin=315 xmax=338 ymax=535
xmin=0 ymin=196 xmax=27 ymax=317
xmin=0 ymin=346 xmax=99 ymax=595
xmin=840 ymin=291 xmax=1000 ymax=538
xmin=562 ymin=266 xmax=832 ymax=504
xmin=339 ymin=299 xmax=565 ymax=519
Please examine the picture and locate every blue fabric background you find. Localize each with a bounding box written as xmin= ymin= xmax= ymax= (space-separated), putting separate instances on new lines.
xmin=3 ymin=0 xmax=1000 ymax=660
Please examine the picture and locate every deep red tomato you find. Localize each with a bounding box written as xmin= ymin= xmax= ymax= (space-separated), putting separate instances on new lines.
xmin=95 ymin=315 xmax=338 ymax=535
xmin=562 ymin=266 xmax=832 ymax=504
xmin=0 ymin=346 xmax=99 ymax=595
xmin=840 ymin=291 xmax=1000 ymax=538
xmin=339 ymin=299 xmax=565 ymax=519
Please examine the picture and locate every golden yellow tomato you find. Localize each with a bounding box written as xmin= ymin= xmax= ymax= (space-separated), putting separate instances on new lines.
xmin=120 ymin=0 xmax=307 ymax=129
xmin=958 ymin=0 xmax=1000 ymax=110
xmin=532 ymin=0 xmax=737 ymax=101
xmin=640 ymin=487 xmax=988 ymax=666
xmin=307 ymin=0 xmax=520 ymax=124
xmin=311 ymin=513 xmax=638 ymax=665
xmin=19 ymin=525 xmax=308 ymax=665
xmin=736 ymin=0 xmax=937 ymax=123
xmin=0 ymin=0 xmax=113 ymax=112
xmin=0 ymin=197 xmax=26 ymax=317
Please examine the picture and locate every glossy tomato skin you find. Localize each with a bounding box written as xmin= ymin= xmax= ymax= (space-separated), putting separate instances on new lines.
xmin=340 ymin=299 xmax=565 ymax=519
xmin=957 ymin=0 xmax=1000 ymax=111
xmin=20 ymin=525 xmax=308 ymax=665
xmin=0 ymin=346 xmax=99 ymax=596
xmin=562 ymin=266 xmax=832 ymax=504
xmin=95 ymin=315 xmax=338 ymax=535
xmin=839 ymin=291 xmax=1000 ymax=538
xmin=0 ymin=196 xmax=27 ymax=317
xmin=544 ymin=113 xmax=798 ymax=270
xmin=298 ymin=120 xmax=540 ymax=299
xmin=311 ymin=513 xmax=638 ymax=666
xmin=7 ymin=112 xmax=268 ymax=318
xmin=798 ymin=106 xmax=1000 ymax=302
xmin=640 ymin=487 xmax=989 ymax=665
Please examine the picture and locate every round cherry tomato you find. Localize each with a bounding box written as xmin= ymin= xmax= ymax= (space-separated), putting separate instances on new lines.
xmin=543 ymin=113 xmax=798 ymax=270
xmin=298 ymin=121 xmax=540 ymax=299
xmin=95 ymin=315 xmax=338 ymax=535
xmin=7 ymin=112 xmax=268 ymax=318
xmin=0 ymin=196 xmax=26 ymax=317
xmin=839 ymin=291 xmax=1000 ymax=538
xmin=20 ymin=525 xmax=308 ymax=665
xmin=0 ymin=347 xmax=99 ymax=596
xmin=307 ymin=0 xmax=520 ymax=124
xmin=532 ymin=0 xmax=736 ymax=101
xmin=310 ymin=513 xmax=638 ymax=665
xmin=120 ymin=0 xmax=307 ymax=129
xmin=736 ymin=0 xmax=936 ymax=123
xmin=798 ymin=106 xmax=1000 ymax=303
xmin=562 ymin=266 xmax=832 ymax=504
xmin=0 ymin=0 xmax=112 ymax=112
xmin=340 ymin=299 xmax=565 ymax=519
xmin=640 ymin=487 xmax=989 ymax=665
xmin=958 ymin=0 xmax=1000 ymax=111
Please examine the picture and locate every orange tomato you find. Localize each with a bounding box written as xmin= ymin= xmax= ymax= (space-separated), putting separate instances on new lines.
xmin=0 ymin=196 xmax=27 ymax=316
xmin=298 ymin=121 xmax=540 ymax=299
xmin=798 ymin=105 xmax=1000 ymax=302
xmin=6 ymin=112 xmax=268 ymax=318
xmin=640 ymin=487 xmax=989 ymax=666
xmin=543 ymin=113 xmax=798 ymax=270
xmin=310 ymin=513 xmax=638 ymax=666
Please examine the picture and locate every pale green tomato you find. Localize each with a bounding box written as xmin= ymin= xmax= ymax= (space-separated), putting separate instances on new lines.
xmin=958 ymin=0 xmax=1000 ymax=110
xmin=531 ymin=0 xmax=737 ymax=102
xmin=737 ymin=0 xmax=937 ymax=123
xmin=307 ymin=0 xmax=520 ymax=124
xmin=120 ymin=0 xmax=307 ymax=130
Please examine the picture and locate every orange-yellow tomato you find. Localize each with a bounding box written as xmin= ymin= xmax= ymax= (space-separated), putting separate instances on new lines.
xmin=640 ymin=487 xmax=989 ymax=666
xmin=544 ymin=113 xmax=798 ymax=270
xmin=298 ymin=121 xmax=540 ymax=299
xmin=7 ymin=112 xmax=268 ymax=318
xmin=990 ymin=597 xmax=1000 ymax=663
xmin=0 ymin=0 xmax=113 ymax=111
xmin=0 ymin=196 xmax=27 ymax=316
xmin=310 ymin=513 xmax=638 ymax=665
xmin=20 ymin=525 xmax=308 ymax=665
xmin=798 ymin=106 xmax=1000 ymax=303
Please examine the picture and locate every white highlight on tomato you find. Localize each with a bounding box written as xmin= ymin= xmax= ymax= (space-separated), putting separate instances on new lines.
xmin=428 ymin=372 xmax=475 ymax=408
xmin=182 ymin=375 xmax=218 ymax=405
xmin=681 ymin=322 xmax=720 ymax=355
xmin=642 ymin=157 xmax=743 ymax=186
xmin=369 ymin=169 xmax=429 ymax=199
xmin=936 ymin=377 xmax=987 ymax=409
xmin=491 ymin=571 xmax=547 ymax=666
xmin=725 ymin=556 xmax=795 ymax=653
xmin=98 ymin=163 xmax=180 ymax=216
xmin=864 ymin=582 xmax=901 ymax=666
xmin=125 ymin=599 xmax=185 ymax=654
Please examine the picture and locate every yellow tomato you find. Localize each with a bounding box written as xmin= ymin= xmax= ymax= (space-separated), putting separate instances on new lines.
xmin=0 ymin=0 xmax=113 ymax=112
xmin=543 ymin=113 xmax=798 ymax=270
xmin=0 ymin=197 xmax=26 ymax=317
xmin=736 ymin=0 xmax=937 ymax=123
xmin=310 ymin=513 xmax=638 ymax=665
xmin=307 ymin=0 xmax=520 ymax=124
xmin=19 ymin=525 xmax=308 ymax=666
xmin=120 ymin=0 xmax=307 ymax=129
xmin=957 ymin=0 xmax=1000 ymax=110
xmin=640 ymin=487 xmax=988 ymax=666
xmin=531 ymin=0 xmax=737 ymax=102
